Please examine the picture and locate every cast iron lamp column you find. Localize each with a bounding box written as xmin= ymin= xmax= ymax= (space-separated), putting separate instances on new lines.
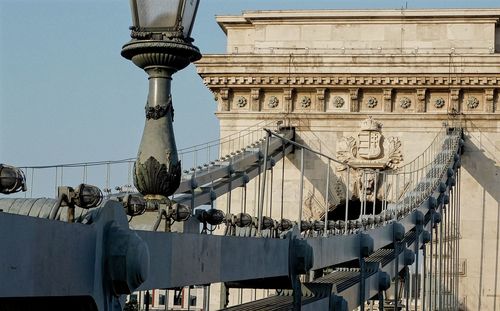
xmin=121 ymin=1 xmax=201 ymax=203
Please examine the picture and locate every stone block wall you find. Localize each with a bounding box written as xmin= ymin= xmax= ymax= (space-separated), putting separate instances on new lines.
xmin=198 ymin=9 xmax=500 ymax=310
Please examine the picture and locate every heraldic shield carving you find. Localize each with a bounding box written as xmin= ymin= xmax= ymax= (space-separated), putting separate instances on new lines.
xmin=358 ymin=123 xmax=382 ymax=160
xmin=333 ymin=117 xmax=404 ymax=204
xmin=337 ymin=117 xmax=403 ymax=169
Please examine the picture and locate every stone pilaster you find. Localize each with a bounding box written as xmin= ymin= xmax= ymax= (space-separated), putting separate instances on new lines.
xmin=485 ymin=88 xmax=495 ymax=113
xmin=250 ymin=88 xmax=261 ymax=111
xmin=349 ymin=88 xmax=360 ymax=112
xmin=284 ymin=88 xmax=295 ymax=113
xmin=219 ymin=88 xmax=230 ymax=111
xmin=450 ymin=88 xmax=461 ymax=113
xmin=416 ymin=88 xmax=427 ymax=112
xmin=316 ymin=88 xmax=326 ymax=111
xmin=383 ymin=88 xmax=393 ymax=112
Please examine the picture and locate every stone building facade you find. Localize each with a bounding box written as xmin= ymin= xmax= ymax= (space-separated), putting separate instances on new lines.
xmin=196 ymin=9 xmax=500 ymax=310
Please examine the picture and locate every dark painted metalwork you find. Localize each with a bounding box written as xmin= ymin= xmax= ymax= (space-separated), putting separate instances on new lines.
xmin=121 ymin=1 xmax=202 ymax=203
xmin=0 ymin=164 xmax=26 ymax=194
xmin=0 ymin=128 xmax=462 ymax=310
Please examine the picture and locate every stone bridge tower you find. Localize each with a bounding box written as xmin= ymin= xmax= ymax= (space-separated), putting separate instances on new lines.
xmin=196 ymin=9 xmax=500 ymax=310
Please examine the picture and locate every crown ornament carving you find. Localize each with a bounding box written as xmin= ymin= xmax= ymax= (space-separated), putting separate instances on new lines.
xmin=360 ymin=117 xmax=382 ymax=132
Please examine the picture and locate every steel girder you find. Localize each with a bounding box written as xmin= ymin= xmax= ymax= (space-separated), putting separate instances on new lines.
xmin=0 ymin=130 xmax=462 ymax=311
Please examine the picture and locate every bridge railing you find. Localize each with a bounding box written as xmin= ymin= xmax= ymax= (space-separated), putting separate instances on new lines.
xmin=385 ymin=127 xmax=461 ymax=218
xmin=259 ymin=125 xmax=461 ymax=237
xmin=1 ymin=119 xmax=283 ymax=199
xmin=178 ymin=119 xmax=282 ymax=178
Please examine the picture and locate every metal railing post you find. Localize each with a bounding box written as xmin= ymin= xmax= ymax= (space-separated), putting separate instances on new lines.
xmin=298 ymin=147 xmax=305 ymax=233
xmin=257 ymin=131 xmax=271 ymax=237
xmin=345 ymin=166 xmax=350 ymax=234
xmin=324 ymin=159 xmax=330 ymax=237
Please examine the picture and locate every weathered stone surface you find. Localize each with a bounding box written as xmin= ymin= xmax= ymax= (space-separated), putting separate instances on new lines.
xmin=196 ymin=8 xmax=500 ymax=310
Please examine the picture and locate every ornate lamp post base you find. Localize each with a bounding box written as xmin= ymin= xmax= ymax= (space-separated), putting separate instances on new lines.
xmin=122 ymin=39 xmax=201 ymax=203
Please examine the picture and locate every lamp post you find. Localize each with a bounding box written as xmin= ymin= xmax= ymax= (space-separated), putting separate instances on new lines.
xmin=122 ymin=0 xmax=201 ymax=203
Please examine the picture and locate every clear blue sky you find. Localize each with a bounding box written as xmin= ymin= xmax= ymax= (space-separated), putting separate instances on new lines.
xmin=1 ymin=0 xmax=498 ymax=196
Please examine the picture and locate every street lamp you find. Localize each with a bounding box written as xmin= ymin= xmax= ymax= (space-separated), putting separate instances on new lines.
xmin=122 ymin=0 xmax=201 ymax=203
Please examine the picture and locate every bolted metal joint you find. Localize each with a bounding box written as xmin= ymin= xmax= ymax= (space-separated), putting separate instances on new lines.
xmin=428 ymin=196 xmax=438 ymax=210
xmin=332 ymin=295 xmax=348 ymax=311
xmin=261 ymin=216 xmax=275 ymax=230
xmin=360 ymin=233 xmax=374 ymax=257
xmin=121 ymin=194 xmax=147 ymax=216
xmin=403 ymin=248 xmax=415 ymax=266
xmin=106 ymin=222 xmax=150 ymax=296
xmin=53 ymin=183 xmax=103 ymax=221
xmin=197 ymin=209 xmax=225 ymax=226
xmin=278 ymin=219 xmax=294 ymax=231
xmin=414 ymin=210 xmax=425 ymax=226
xmin=300 ymin=220 xmax=312 ymax=232
xmin=421 ymin=230 xmax=432 ymax=244
xmin=170 ymin=203 xmax=191 ymax=222
xmin=312 ymin=220 xmax=325 ymax=231
xmin=235 ymin=213 xmax=253 ymax=228
xmin=438 ymin=182 xmax=447 ymax=193
xmin=290 ymin=238 xmax=313 ymax=275
xmin=73 ymin=184 xmax=103 ymax=209
xmin=378 ymin=271 xmax=391 ymax=291
xmin=393 ymin=222 xmax=405 ymax=242
xmin=433 ymin=212 xmax=442 ymax=224
xmin=447 ymin=167 xmax=455 ymax=178
xmin=0 ymin=164 xmax=26 ymax=194
xmin=440 ymin=193 xmax=450 ymax=205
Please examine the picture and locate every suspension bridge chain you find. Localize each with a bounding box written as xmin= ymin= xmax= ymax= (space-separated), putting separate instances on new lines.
xmin=214 ymin=126 xmax=463 ymax=310
xmin=0 ymin=125 xmax=463 ymax=311
xmin=0 ymin=119 xmax=281 ymax=200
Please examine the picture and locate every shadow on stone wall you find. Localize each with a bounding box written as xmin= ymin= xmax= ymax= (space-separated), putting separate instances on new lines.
xmin=290 ymin=123 xmax=500 ymax=310
xmin=461 ymin=121 xmax=500 ymax=311
xmin=289 ymin=130 xmax=389 ymax=222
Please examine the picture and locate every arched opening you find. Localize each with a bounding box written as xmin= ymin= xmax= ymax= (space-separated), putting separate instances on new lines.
xmin=327 ymin=199 xmax=384 ymax=221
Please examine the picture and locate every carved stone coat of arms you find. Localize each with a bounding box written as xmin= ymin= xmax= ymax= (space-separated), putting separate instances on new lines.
xmin=337 ymin=117 xmax=403 ymax=169
xmin=335 ymin=117 xmax=404 ymax=203
xmin=358 ymin=128 xmax=382 ymax=160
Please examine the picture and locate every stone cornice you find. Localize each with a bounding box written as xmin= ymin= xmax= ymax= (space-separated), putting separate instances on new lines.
xmin=214 ymin=111 xmax=500 ymax=123
xmin=217 ymin=9 xmax=500 ymax=32
xmin=196 ymin=55 xmax=500 ymax=76
xmin=200 ymin=74 xmax=500 ymax=88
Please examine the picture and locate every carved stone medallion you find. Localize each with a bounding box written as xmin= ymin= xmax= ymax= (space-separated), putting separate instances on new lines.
xmin=300 ymin=96 xmax=311 ymax=108
xmin=467 ymin=96 xmax=479 ymax=109
xmin=333 ymin=96 xmax=345 ymax=108
xmin=434 ymin=97 xmax=445 ymax=108
xmin=268 ymin=96 xmax=279 ymax=108
xmin=400 ymin=97 xmax=411 ymax=109
xmin=367 ymin=97 xmax=378 ymax=108
xmin=237 ymin=96 xmax=247 ymax=107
